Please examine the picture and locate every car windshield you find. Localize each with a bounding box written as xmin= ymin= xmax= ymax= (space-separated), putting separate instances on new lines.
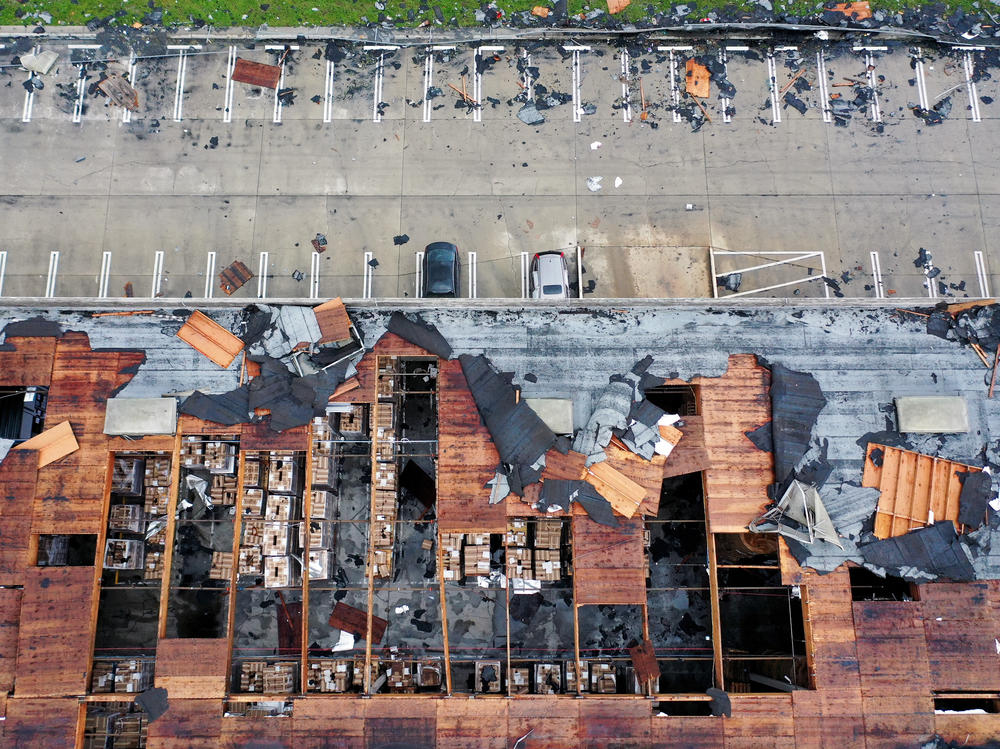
xmin=542 ymin=284 xmax=564 ymax=295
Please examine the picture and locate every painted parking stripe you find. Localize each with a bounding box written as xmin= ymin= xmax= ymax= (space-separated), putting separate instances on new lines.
xmin=658 ymin=46 xmax=693 ymax=124
xmin=816 ymin=50 xmax=832 ymax=123
xmin=911 ymin=47 xmax=929 ymax=111
xmin=323 ymin=59 xmax=335 ymax=123
xmin=473 ymin=46 xmax=503 ymax=123
xmin=364 ymin=45 xmax=397 ymax=123
xmin=310 ymin=252 xmax=321 ymax=299
xmin=122 ymin=52 xmax=137 ymax=123
xmin=467 ymin=251 xmax=477 ymax=298
xmin=167 ymin=44 xmax=201 ymax=122
xmin=521 ymin=50 xmax=534 ymax=101
xmin=0 ymin=250 xmax=7 ymax=297
xmin=766 ymin=51 xmax=781 ymax=123
xmin=958 ymin=46 xmax=984 ymax=122
xmin=520 ymin=252 xmax=529 ymax=298
xmin=44 ymin=251 xmax=59 ymax=298
xmin=620 ymin=48 xmax=632 ymax=123
xmin=362 ymin=251 xmax=373 ymax=298
xmin=98 ymin=251 xmax=112 ymax=298
xmin=415 ymin=251 xmax=424 ymax=298
xmin=22 ymin=45 xmax=39 ymax=123
xmin=223 ymin=45 xmax=237 ymax=123
xmin=257 ymin=252 xmax=269 ymax=298
xmin=422 ymin=46 xmax=454 ymax=123
xmin=151 ymin=250 xmax=164 ymax=297
xmin=266 ymin=44 xmax=298 ymax=124
xmin=69 ymin=44 xmax=101 ymax=124
xmin=869 ymin=251 xmax=885 ymax=299
xmin=974 ymin=250 xmax=990 ymax=297
xmin=563 ymin=45 xmax=590 ymax=123
xmin=204 ymin=251 xmax=216 ymax=299
xmin=854 ymin=46 xmax=886 ymax=122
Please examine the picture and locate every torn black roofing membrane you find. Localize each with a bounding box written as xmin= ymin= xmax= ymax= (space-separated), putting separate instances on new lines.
xmin=860 ymin=521 xmax=976 ymax=582
xmin=386 ymin=311 xmax=453 ymax=359
xmin=958 ymin=471 xmax=994 ymax=528
xmin=769 ymin=363 xmax=827 ymax=485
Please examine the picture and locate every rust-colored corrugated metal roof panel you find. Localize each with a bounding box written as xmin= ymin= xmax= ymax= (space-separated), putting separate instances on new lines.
xmin=232 ymin=57 xmax=282 ymax=89
xmin=0 ymin=588 xmax=22 ymax=694
xmin=176 ymin=310 xmax=244 ymax=369
xmin=438 ymin=359 xmax=505 ymax=533
xmin=14 ymin=567 xmax=95 ymax=698
xmin=0 ymin=336 xmax=56 ymax=386
xmin=0 ymin=451 xmax=37 ymax=585
xmin=3 ymin=697 xmax=78 ymax=747
xmin=155 ymin=639 xmax=229 ymax=698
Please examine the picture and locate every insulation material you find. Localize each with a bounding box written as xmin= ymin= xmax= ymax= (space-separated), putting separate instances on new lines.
xmin=749 ymin=479 xmax=842 ymax=549
xmin=13 ymin=420 xmax=78 ymax=468
xmin=176 ymin=311 xmax=244 ymax=368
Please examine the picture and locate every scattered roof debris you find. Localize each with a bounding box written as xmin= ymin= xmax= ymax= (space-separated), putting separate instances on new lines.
xmin=750 ymin=479 xmax=843 ymax=548
xmin=386 ymin=311 xmax=453 ymax=359
xmin=176 ymin=310 xmax=244 ymax=369
xmin=231 ymin=57 xmax=282 ymax=89
xmin=861 ymin=520 xmax=976 ymax=582
xmin=219 ymin=260 xmax=254 ymax=296
xmin=134 ymin=687 xmax=169 ymax=722
xmin=769 ymin=363 xmax=827 ymax=486
xmin=97 ymin=72 xmax=139 ymax=112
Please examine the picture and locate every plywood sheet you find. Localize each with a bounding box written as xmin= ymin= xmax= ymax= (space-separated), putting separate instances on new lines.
xmin=579 ymin=698 xmax=651 ymax=742
xmin=508 ymin=697 xmax=579 ymax=748
xmin=574 ymin=515 xmax=646 ymax=605
xmin=831 ymin=0 xmax=872 ymax=20
xmin=436 ymin=698 xmax=506 ymax=747
xmin=176 ymin=310 xmax=243 ymax=368
xmin=14 ymin=420 xmax=78 ymax=468
xmin=155 ymin=638 xmax=229 ymax=698
xmin=0 ymin=336 xmax=56 ymax=386
xmin=936 ymin=713 xmax=1000 ymax=745
xmin=314 ymin=297 xmax=352 ymax=344
xmin=585 ymin=459 xmax=647 ymax=518
xmin=438 ymin=359 xmax=506 ymax=532
xmin=147 ymin=698 xmax=222 ymax=745
xmin=0 ymin=451 xmax=38 ymax=584
xmin=650 ymin=716 xmax=722 ymax=748
xmin=0 ymin=588 xmax=22 ymax=693
xmin=3 ymin=697 xmax=78 ymax=748
xmin=14 ymin=567 xmax=95 ymax=697
xmin=241 ymin=422 xmax=308 ymax=451
xmin=863 ymin=443 xmax=978 ymax=539
xmin=853 ymin=601 xmax=930 ymax=691
xmin=686 ymin=59 xmax=710 ymax=98
xmin=231 ymin=57 xmax=282 ymax=89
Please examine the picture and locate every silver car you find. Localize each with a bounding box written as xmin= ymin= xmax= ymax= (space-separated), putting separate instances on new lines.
xmin=529 ymin=251 xmax=570 ymax=299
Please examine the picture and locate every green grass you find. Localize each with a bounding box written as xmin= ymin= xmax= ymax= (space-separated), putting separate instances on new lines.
xmin=0 ymin=0 xmax=985 ymax=31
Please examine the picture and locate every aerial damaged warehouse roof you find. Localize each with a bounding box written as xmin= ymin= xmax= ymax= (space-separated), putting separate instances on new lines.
xmin=0 ymin=299 xmax=999 ymax=748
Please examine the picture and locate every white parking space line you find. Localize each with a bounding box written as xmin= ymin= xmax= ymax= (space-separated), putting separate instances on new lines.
xmin=422 ymin=46 xmax=453 ymax=123
xmin=974 ymin=250 xmax=990 ymax=297
xmin=323 ymin=59 xmax=335 ymax=123
xmin=766 ymin=51 xmax=781 ymax=124
xmin=521 ymin=50 xmax=534 ymax=100
xmin=0 ymin=251 xmax=7 ymax=297
xmin=659 ymin=46 xmax=693 ymax=123
xmin=620 ymin=48 xmax=632 ymax=123
xmin=564 ymin=45 xmax=589 ymax=123
xmin=520 ymin=252 xmax=529 ymax=299
xmin=474 ymin=46 xmax=503 ymax=123
xmin=364 ymin=46 xmax=397 ymax=123
xmin=911 ymin=47 xmax=929 ymax=111
xmin=310 ymin=252 xmax=321 ymax=299
xmin=22 ymin=45 xmax=39 ymax=123
xmin=168 ymin=44 xmax=200 ymax=122
xmin=204 ymin=251 xmax=216 ymax=299
xmin=869 ymin=251 xmax=885 ymax=299
xmin=45 ymin=251 xmax=59 ymax=298
xmin=468 ymin=251 xmax=477 ymax=298
xmin=257 ymin=252 xmax=269 ymax=298
xmin=151 ymin=250 xmax=164 ymax=298
xmin=719 ymin=47 xmax=745 ymax=123
xmin=816 ymin=50 xmax=832 ymax=123
xmin=223 ymin=45 xmax=237 ymax=123
xmin=576 ymin=246 xmax=584 ymax=299
xmin=98 ymin=251 xmax=112 ymax=298
xmin=69 ymin=44 xmax=101 ymax=124
xmin=918 ymin=250 xmax=937 ymax=298
xmin=959 ymin=46 xmax=983 ymax=122
xmin=267 ymin=45 xmax=297 ymax=124
xmin=415 ymin=251 xmax=424 ymax=298
xmin=363 ymin=252 xmax=374 ymax=299
xmin=123 ymin=52 xmax=137 ymax=123
xmin=855 ymin=47 xmax=885 ymax=122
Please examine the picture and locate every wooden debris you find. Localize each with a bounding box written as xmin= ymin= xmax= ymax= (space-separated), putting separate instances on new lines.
xmin=231 ymin=58 xmax=282 ymax=89
xmin=971 ymin=342 xmax=990 ymax=367
xmin=97 ymin=73 xmax=139 ymax=112
xmin=531 ymin=5 xmax=550 ymax=16
xmin=447 ymin=81 xmax=478 ymax=105
xmin=219 ymin=259 xmax=253 ymax=295
xmin=830 ymin=0 xmax=872 ymax=20
xmin=585 ymin=460 xmax=647 ymax=518
xmin=690 ymin=94 xmax=712 ymax=123
xmin=990 ymin=345 xmax=1000 ymax=399
xmin=685 ymin=59 xmax=710 ymax=98
xmin=14 ymin=420 xmax=79 ymax=468
xmin=778 ymin=69 xmax=804 ymax=96
xmin=176 ymin=310 xmax=245 ymax=368
xmin=606 ymin=0 xmax=631 ymax=13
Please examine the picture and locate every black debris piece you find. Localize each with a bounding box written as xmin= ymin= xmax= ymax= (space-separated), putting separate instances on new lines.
xmin=706 ymin=687 xmax=732 ymax=718
xmin=2 ymin=316 xmax=63 ymax=338
xmin=460 ymin=354 xmax=555 ymax=495
xmin=926 ymin=311 xmax=953 ymax=339
xmin=517 ymin=102 xmax=545 ymax=125
xmin=539 ymin=479 xmax=578 ymax=511
xmin=573 ymin=482 xmax=619 ymax=527
xmin=783 ymin=92 xmax=807 ymax=115
xmin=868 ymin=447 xmax=885 ymax=468
xmin=957 ymin=470 xmax=992 ymax=527
xmin=628 ymin=398 xmax=667 ymax=429
xmin=386 ymin=311 xmax=452 ymax=359
xmin=240 ymin=306 xmax=274 ymax=348
xmin=718 ymin=273 xmax=741 ymax=293
xmin=291 ymin=269 xmax=304 ymax=282
xmin=393 ymin=234 xmax=410 ymax=245
xmin=179 ymin=386 xmax=251 ymax=426
xmin=134 ymin=687 xmax=169 ymax=722
xmin=745 ymin=422 xmax=773 ymax=453
xmin=769 ymin=364 xmax=827 ymax=485
xmin=368 ymin=257 xmax=379 ymax=269
xmin=524 ymin=373 xmax=537 ymax=383
xmin=860 ymin=521 xmax=976 ymax=582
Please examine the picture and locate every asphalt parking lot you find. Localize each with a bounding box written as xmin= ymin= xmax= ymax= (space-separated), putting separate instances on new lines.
xmin=0 ymin=34 xmax=998 ymax=301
